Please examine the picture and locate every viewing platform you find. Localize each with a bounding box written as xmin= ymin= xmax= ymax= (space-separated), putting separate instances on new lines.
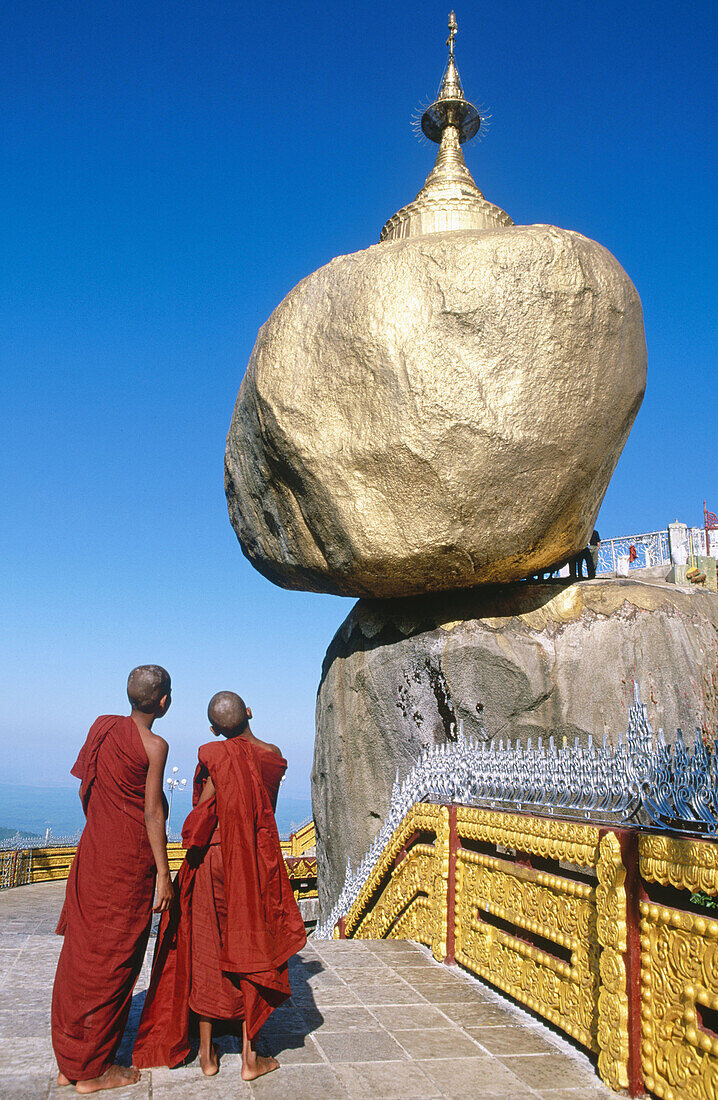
xmin=0 ymin=881 xmax=618 ymax=1100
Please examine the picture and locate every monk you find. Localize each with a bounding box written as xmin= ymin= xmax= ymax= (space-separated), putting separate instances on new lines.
xmin=133 ymin=691 xmax=306 ymax=1081
xmin=52 ymin=665 xmax=174 ymax=1093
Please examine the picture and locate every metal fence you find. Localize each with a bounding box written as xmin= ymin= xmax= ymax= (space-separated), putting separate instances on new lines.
xmin=596 ymin=529 xmax=671 ymax=574
xmin=316 ymin=683 xmax=718 ymax=939
xmin=0 ymin=822 xmax=314 ymax=853
xmin=0 ymin=849 xmax=32 ymax=889
xmin=0 ymin=831 xmax=81 ymax=852
xmin=596 ymin=525 xmax=716 ymax=575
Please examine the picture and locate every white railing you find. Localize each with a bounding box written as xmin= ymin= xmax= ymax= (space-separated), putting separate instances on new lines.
xmin=596 ymin=530 xmax=670 ymax=574
xmin=0 ymin=830 xmax=83 ymax=851
xmin=690 ymin=528 xmax=716 ymax=557
xmin=596 ymin=524 xmax=717 ymax=575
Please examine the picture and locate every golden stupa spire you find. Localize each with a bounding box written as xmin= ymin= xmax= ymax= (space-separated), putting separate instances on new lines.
xmin=380 ymin=12 xmax=513 ymax=242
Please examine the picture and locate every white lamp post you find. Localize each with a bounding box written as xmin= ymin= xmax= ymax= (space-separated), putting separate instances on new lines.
xmin=166 ymin=766 xmax=187 ymax=832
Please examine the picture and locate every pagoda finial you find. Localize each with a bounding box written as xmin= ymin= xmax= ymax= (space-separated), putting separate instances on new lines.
xmin=379 ymin=11 xmax=513 ymax=241
xmin=446 ymin=10 xmax=457 ymax=59
xmin=421 ymin=11 xmax=479 ymax=145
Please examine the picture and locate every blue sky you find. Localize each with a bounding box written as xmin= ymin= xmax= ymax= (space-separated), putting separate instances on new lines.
xmin=1 ymin=1 xmax=715 ymax=804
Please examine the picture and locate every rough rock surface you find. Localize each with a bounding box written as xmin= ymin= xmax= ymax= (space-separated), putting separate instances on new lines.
xmin=312 ymin=579 xmax=718 ymax=917
xmin=226 ymin=226 xmax=646 ymax=598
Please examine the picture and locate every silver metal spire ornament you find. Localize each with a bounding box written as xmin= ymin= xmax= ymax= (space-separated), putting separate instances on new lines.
xmin=315 ymin=683 xmax=718 ymax=939
xmin=380 ymin=12 xmax=513 ymax=242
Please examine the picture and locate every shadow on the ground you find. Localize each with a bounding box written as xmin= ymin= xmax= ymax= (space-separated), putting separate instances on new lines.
xmin=258 ymin=952 xmax=324 ymax=1057
xmin=116 ymin=989 xmax=146 ymax=1066
xmin=116 ymin=950 xmax=325 ymax=1066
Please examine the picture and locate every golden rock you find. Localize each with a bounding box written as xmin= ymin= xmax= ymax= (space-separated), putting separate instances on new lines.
xmin=225 ymin=224 xmax=646 ymax=598
xmin=225 ymin=15 xmax=646 ymax=598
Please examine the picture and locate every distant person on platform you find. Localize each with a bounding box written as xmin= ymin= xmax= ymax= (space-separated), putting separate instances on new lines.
xmin=569 ymin=530 xmax=601 ymax=580
xmin=51 ymin=665 xmax=173 ymax=1094
xmin=133 ymin=692 xmax=306 ymax=1081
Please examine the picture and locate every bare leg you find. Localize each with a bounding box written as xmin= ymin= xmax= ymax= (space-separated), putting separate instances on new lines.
xmin=57 ymin=1071 xmax=74 ymax=1086
xmin=75 ymin=1065 xmax=140 ymax=1093
xmin=197 ymin=1017 xmax=219 ymax=1077
xmin=241 ymin=1020 xmax=279 ymax=1081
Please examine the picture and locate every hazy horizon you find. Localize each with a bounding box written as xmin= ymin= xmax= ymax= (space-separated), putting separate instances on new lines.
xmin=0 ymin=782 xmax=313 ymax=839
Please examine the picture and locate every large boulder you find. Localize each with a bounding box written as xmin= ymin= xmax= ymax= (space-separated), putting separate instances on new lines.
xmin=312 ymin=579 xmax=718 ymax=917
xmin=225 ymin=226 xmax=646 ymax=598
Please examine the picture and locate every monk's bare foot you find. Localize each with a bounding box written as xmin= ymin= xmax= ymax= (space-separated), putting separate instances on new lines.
xmin=57 ymin=1072 xmax=74 ymax=1086
xmin=241 ymin=1054 xmax=279 ymax=1081
xmin=75 ymin=1064 xmax=140 ymax=1093
xmin=199 ymin=1043 xmax=219 ymax=1076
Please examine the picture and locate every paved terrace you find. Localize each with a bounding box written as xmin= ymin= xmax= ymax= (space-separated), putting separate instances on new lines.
xmin=1 ymin=883 xmax=621 ymax=1100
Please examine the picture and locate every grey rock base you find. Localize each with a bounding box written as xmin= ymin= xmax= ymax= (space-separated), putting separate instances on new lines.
xmin=312 ymin=578 xmax=718 ymax=918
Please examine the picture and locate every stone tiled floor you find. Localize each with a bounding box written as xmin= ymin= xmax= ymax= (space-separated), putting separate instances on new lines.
xmin=0 ymin=882 xmax=622 ymax=1099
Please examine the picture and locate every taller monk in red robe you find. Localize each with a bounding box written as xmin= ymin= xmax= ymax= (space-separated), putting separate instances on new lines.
xmin=52 ymin=665 xmax=174 ymax=1094
xmin=133 ymin=691 xmax=306 ymax=1081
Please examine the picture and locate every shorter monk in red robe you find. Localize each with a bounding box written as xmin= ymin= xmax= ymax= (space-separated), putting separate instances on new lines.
xmin=133 ymin=691 xmax=306 ymax=1081
xmin=52 ymin=664 xmax=174 ymax=1093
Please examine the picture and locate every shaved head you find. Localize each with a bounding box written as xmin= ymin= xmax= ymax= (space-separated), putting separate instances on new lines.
xmin=208 ymin=691 xmax=248 ymax=736
xmin=127 ymin=665 xmax=171 ymax=714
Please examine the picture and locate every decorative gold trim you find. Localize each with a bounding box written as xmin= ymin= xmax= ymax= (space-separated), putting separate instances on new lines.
xmin=639 ymin=833 xmax=718 ymax=896
xmin=640 ymin=900 xmax=718 ymax=1098
xmin=595 ymin=832 xmax=630 ymax=1091
xmin=453 ymin=844 xmax=599 ymax=1051
xmin=343 ymin=803 xmax=451 ymax=960
xmin=456 ymin=807 xmax=600 ymax=866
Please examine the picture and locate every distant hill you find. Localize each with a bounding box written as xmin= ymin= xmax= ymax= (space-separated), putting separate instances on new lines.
xmin=0 ymin=826 xmax=37 ymax=841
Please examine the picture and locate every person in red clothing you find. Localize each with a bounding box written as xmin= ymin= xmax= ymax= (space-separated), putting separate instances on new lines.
xmin=133 ymin=691 xmax=306 ymax=1081
xmin=52 ymin=665 xmax=173 ymax=1094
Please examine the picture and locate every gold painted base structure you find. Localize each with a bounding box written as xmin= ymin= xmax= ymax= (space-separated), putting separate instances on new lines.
xmin=639 ymin=835 xmax=718 ymax=1100
xmin=453 ymin=811 xmax=629 ymax=1081
xmin=336 ymin=803 xmax=718 ymax=1100
xmin=344 ymin=803 xmax=450 ymax=960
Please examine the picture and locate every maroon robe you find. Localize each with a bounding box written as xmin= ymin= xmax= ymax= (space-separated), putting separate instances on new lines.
xmin=132 ymin=737 xmax=306 ymax=1069
xmin=51 ymin=716 xmax=156 ymax=1082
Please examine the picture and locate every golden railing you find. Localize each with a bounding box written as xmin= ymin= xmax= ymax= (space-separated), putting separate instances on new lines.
xmin=336 ymin=802 xmax=718 ymax=1100
xmin=638 ymin=834 xmax=718 ymax=1100
xmin=1 ymin=820 xmax=317 ymax=903
xmin=281 ymin=819 xmax=316 ymax=858
xmin=338 ymin=802 xmax=451 ymax=959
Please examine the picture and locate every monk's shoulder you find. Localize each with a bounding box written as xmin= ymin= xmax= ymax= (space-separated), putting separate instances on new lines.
xmin=142 ymin=730 xmax=168 ymax=763
xmin=255 ymin=737 xmax=283 ymax=758
xmin=197 ymin=740 xmax=224 ymax=767
xmin=90 ymin=714 xmax=121 ymax=732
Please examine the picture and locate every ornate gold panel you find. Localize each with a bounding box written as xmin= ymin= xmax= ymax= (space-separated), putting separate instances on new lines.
xmin=353 ymin=844 xmax=436 ymax=947
xmin=454 ymin=846 xmax=599 ymax=1050
xmin=343 ymin=803 xmax=450 ymax=961
xmin=640 ymin=834 xmax=718 ymax=897
xmin=453 ymin=808 xmax=629 ymax=1088
xmin=640 ymin=901 xmax=718 ymax=1100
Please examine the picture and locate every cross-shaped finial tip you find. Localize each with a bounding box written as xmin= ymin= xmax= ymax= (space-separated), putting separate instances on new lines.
xmin=447 ymin=11 xmax=458 ymax=57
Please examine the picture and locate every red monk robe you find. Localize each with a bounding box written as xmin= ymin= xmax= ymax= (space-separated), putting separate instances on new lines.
xmin=52 ymin=716 xmax=158 ymax=1082
xmin=132 ymin=736 xmax=306 ymax=1068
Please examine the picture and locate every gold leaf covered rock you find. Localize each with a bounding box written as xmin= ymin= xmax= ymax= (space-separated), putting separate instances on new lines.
xmin=225 ymin=225 xmax=646 ymax=597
